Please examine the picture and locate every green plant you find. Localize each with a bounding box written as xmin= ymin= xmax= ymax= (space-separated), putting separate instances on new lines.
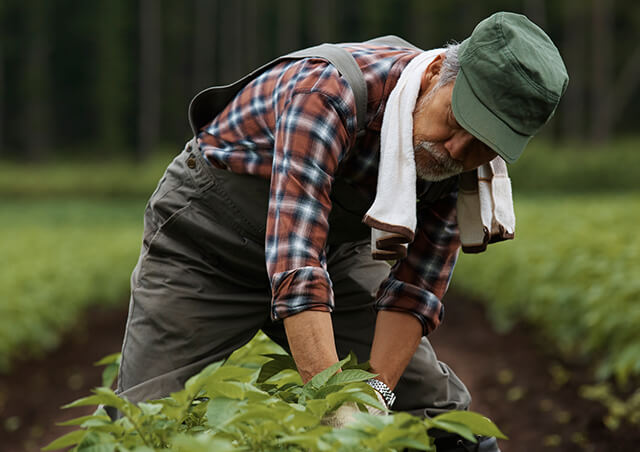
xmin=452 ymin=193 xmax=640 ymax=383
xmin=45 ymin=335 xmax=506 ymax=451
xmin=580 ymin=383 xmax=640 ymax=430
xmin=451 ymin=193 xmax=640 ymax=429
xmin=0 ymin=199 xmax=143 ymax=371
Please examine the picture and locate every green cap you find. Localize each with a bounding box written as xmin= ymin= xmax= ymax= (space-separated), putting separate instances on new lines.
xmin=452 ymin=12 xmax=569 ymax=163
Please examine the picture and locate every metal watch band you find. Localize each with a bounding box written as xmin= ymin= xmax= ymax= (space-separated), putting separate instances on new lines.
xmin=366 ymin=378 xmax=396 ymax=408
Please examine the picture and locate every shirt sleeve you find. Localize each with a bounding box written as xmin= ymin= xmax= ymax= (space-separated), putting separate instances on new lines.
xmin=268 ymin=90 xmax=353 ymax=321
xmin=375 ymin=189 xmax=461 ymax=335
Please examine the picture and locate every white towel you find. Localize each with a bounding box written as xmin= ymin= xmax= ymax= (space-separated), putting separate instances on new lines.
xmin=362 ymin=51 xmax=516 ymax=259
xmin=457 ymin=158 xmax=515 ymax=253
xmin=362 ymin=49 xmax=444 ymax=260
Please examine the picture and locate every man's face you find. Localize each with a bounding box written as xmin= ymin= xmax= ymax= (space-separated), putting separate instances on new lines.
xmin=412 ymin=81 xmax=497 ymax=181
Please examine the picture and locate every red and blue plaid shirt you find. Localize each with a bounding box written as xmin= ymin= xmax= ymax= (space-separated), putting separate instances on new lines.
xmin=198 ymin=42 xmax=460 ymax=335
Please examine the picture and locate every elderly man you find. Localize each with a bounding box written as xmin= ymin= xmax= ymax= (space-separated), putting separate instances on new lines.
xmin=116 ymin=11 xmax=567 ymax=451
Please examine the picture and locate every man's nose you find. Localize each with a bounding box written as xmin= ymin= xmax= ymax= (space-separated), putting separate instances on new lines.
xmin=444 ymin=130 xmax=474 ymax=160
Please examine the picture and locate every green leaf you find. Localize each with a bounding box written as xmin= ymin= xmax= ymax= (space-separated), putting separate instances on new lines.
xmin=326 ymin=389 xmax=386 ymax=413
xmin=94 ymin=353 xmax=121 ymax=367
xmin=95 ymin=387 xmax=138 ymax=414
xmin=341 ymin=351 xmax=372 ymax=370
xmin=62 ymin=395 xmax=105 ymax=409
xmin=138 ymin=402 xmax=163 ymax=416
xmin=257 ymin=354 xmax=298 ymax=383
xmin=102 ymin=365 xmax=119 ymax=388
xmin=57 ymin=413 xmax=111 ymax=426
xmin=387 ymin=436 xmax=432 ymax=450
xmin=184 ymin=360 xmax=225 ymax=396
xmin=76 ymin=431 xmax=117 ymax=452
xmin=77 ymin=442 xmax=116 ymax=452
xmin=212 ymin=365 xmax=257 ymax=382
xmin=314 ymin=384 xmax=345 ymax=400
xmin=305 ymin=398 xmax=330 ymax=417
xmin=326 ymin=369 xmax=378 ymax=386
xmin=204 ymin=381 xmax=246 ymax=399
xmin=347 ymin=411 xmax=389 ymax=430
xmin=277 ymin=432 xmax=333 ymax=451
xmin=429 ymin=419 xmax=476 ymax=443
xmin=172 ymin=433 xmax=236 ymax=452
xmin=205 ymin=397 xmax=243 ymax=429
xmin=327 ymin=427 xmax=371 ymax=445
xmin=63 ymin=388 xmax=135 ymax=416
xmin=434 ymin=410 xmax=508 ymax=439
xmin=309 ymin=355 xmax=350 ymax=389
xmin=42 ymin=429 xmax=87 ymax=450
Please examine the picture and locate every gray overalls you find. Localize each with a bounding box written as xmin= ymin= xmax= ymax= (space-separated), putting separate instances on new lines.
xmin=116 ymin=37 xmax=471 ymax=419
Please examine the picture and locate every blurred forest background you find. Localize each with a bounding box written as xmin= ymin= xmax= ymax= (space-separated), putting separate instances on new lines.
xmin=1 ymin=1 xmax=639 ymax=451
xmin=0 ymin=0 xmax=639 ymax=160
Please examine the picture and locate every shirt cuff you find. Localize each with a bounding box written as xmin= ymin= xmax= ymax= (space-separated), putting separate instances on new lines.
xmin=375 ymin=276 xmax=445 ymax=335
xmin=271 ymin=266 xmax=334 ymax=321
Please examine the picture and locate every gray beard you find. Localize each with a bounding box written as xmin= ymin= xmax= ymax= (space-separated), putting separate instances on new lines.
xmin=414 ymin=141 xmax=465 ymax=181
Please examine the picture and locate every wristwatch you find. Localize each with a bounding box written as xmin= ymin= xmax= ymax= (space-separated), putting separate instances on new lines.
xmin=366 ymin=378 xmax=396 ymax=408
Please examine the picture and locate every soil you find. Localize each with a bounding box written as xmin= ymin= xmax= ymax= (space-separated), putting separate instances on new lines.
xmin=0 ymin=295 xmax=637 ymax=452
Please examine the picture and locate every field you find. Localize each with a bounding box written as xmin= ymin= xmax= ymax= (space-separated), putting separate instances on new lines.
xmin=0 ymin=199 xmax=144 ymax=370
xmin=452 ymin=193 xmax=640 ymax=384
xmin=1 ymin=141 xmax=639 ymax=449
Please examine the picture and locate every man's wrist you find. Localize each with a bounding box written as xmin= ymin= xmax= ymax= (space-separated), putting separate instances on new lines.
xmin=366 ymin=378 xmax=396 ymax=408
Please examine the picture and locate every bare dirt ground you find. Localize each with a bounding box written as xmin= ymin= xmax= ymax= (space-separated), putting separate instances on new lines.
xmin=0 ymin=295 xmax=637 ymax=452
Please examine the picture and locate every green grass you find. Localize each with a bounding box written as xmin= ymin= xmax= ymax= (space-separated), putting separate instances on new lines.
xmin=509 ymin=138 xmax=640 ymax=194
xmin=0 ymin=199 xmax=145 ymax=371
xmin=0 ymin=153 xmax=174 ymax=198
xmin=1 ymin=138 xmax=640 ymax=198
xmin=451 ymin=193 xmax=640 ymax=384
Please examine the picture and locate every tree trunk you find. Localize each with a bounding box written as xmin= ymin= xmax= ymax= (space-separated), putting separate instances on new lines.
xmin=23 ymin=0 xmax=51 ymax=161
xmin=96 ymin=0 xmax=128 ymax=153
xmin=138 ymin=0 xmax=163 ymax=161
xmin=522 ymin=0 xmax=547 ymax=29
xmin=245 ymin=0 xmax=260 ymax=70
xmin=611 ymin=44 xmax=640 ymax=127
xmin=309 ymin=0 xmax=336 ymax=45
xmin=408 ymin=0 xmax=433 ymax=49
xmin=0 ymin=22 xmax=4 ymax=156
xmin=220 ymin=1 xmax=245 ymax=82
xmin=193 ymin=0 xmax=217 ymax=91
xmin=590 ymin=0 xmax=614 ymax=144
xmin=276 ymin=0 xmax=301 ymax=55
xmin=561 ymin=0 xmax=587 ymax=141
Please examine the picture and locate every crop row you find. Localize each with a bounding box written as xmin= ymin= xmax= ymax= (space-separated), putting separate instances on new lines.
xmin=452 ymin=193 xmax=640 ymax=384
xmin=0 ymin=199 xmax=144 ymax=371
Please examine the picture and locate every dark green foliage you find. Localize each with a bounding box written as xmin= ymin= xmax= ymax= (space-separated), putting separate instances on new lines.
xmin=45 ymin=339 xmax=506 ymax=451
xmin=452 ymin=193 xmax=640 ymax=427
xmin=0 ymin=199 xmax=143 ymax=371
xmin=509 ymin=139 xmax=640 ymax=194
xmin=3 ymin=1 xmax=640 ymax=158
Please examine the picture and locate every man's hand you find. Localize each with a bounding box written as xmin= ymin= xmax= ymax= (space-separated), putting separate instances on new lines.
xmin=369 ymin=310 xmax=423 ymax=390
xmin=283 ymin=310 xmax=339 ymax=383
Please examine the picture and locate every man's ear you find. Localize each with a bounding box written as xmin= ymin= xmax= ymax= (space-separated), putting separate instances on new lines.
xmin=420 ymin=53 xmax=445 ymax=93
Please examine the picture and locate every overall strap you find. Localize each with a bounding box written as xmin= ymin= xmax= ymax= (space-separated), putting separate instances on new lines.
xmin=189 ymin=44 xmax=368 ymax=136
xmin=285 ymin=44 xmax=368 ymax=136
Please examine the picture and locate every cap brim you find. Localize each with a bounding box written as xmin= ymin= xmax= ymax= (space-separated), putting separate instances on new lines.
xmin=452 ymin=68 xmax=531 ymax=164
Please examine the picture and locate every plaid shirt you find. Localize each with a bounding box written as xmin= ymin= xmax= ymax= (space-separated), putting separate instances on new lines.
xmin=198 ymin=42 xmax=460 ymax=335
